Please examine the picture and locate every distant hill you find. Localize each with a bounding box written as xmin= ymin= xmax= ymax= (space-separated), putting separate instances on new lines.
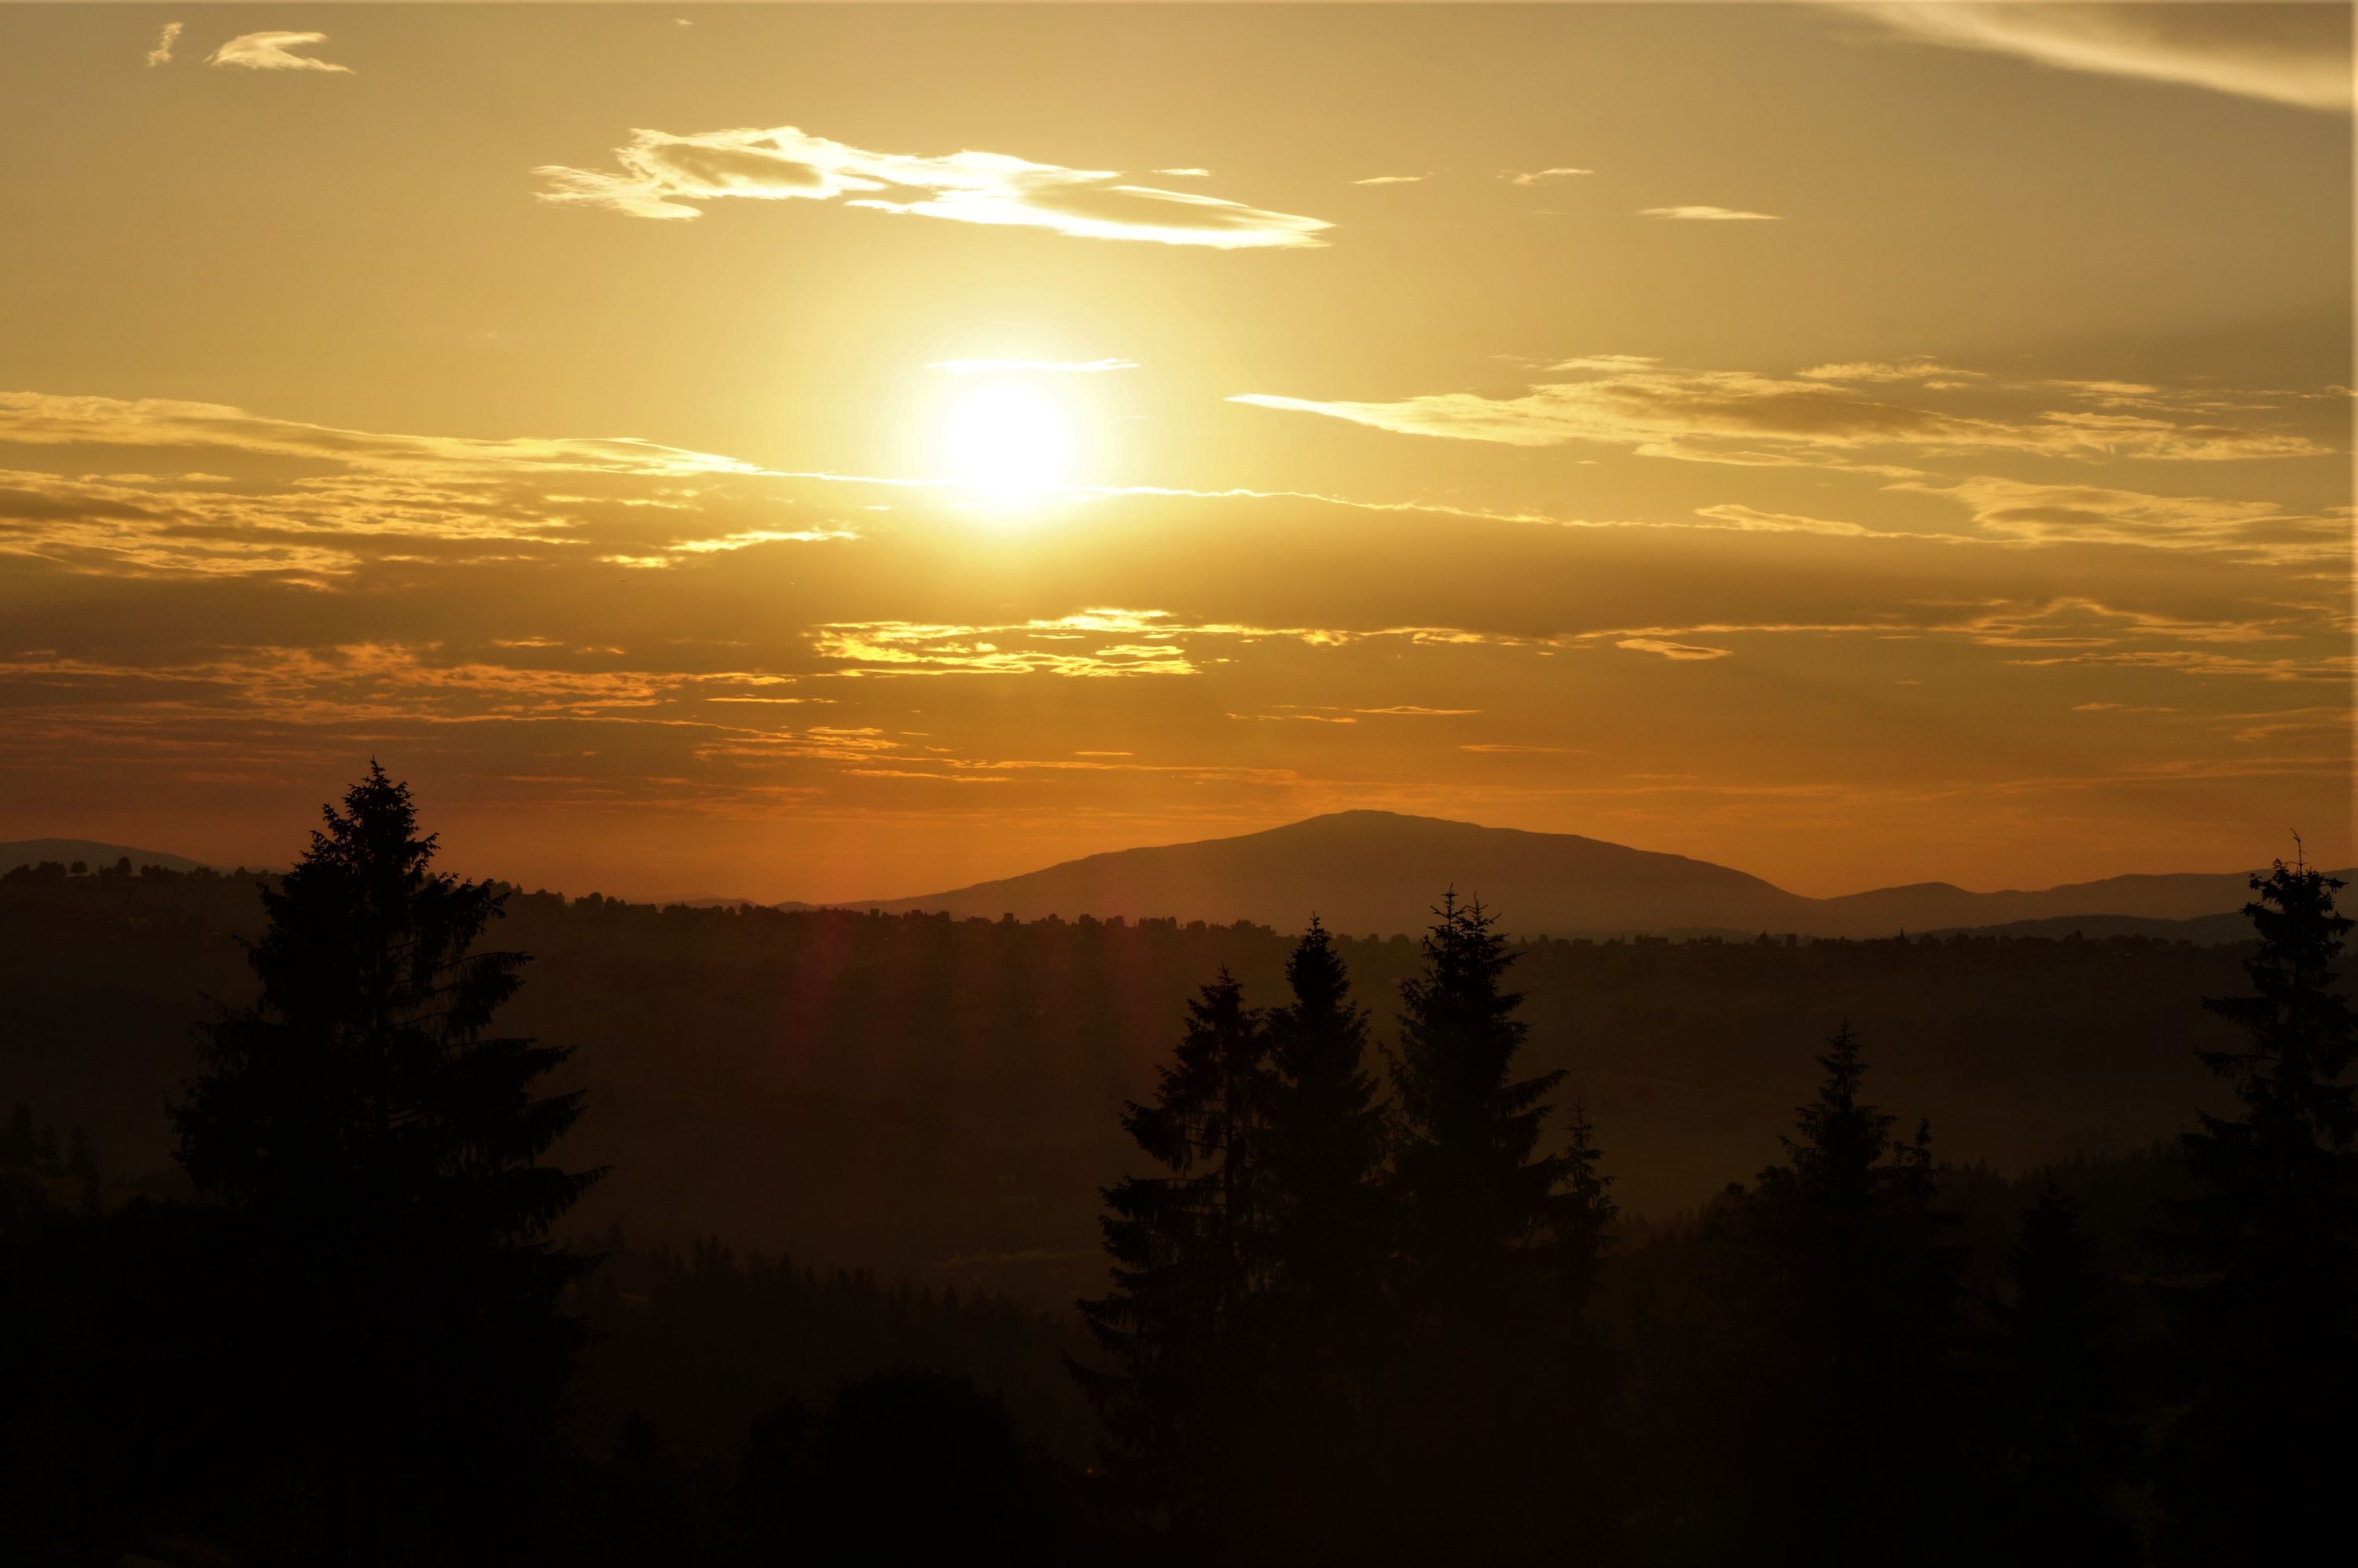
xmin=1935 ymin=911 xmax=2254 ymax=945
xmin=0 ymin=839 xmax=219 ymax=876
xmin=838 ymin=810 xmax=2323 ymax=939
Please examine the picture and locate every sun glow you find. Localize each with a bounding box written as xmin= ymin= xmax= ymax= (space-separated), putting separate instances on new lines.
xmin=942 ymin=383 xmax=1074 ymax=506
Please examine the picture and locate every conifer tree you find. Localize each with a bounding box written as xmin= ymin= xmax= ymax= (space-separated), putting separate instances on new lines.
xmin=1264 ymin=917 xmax=1390 ymax=1327
xmin=171 ymin=761 xmax=603 ymax=1554
xmin=66 ymin=1126 xmax=98 ymax=1217
xmin=1714 ymin=1026 xmax=1964 ymax=1561
xmin=1255 ymin=920 xmax=1392 ymax=1555
xmin=1391 ymin=893 xmax=1570 ymax=1294
xmin=1555 ymin=1098 xmax=1617 ymax=1309
xmin=3 ymin=1103 xmax=31 ymax=1170
xmin=1385 ymin=894 xmax=1579 ymax=1557
xmin=1077 ymin=970 xmax=1275 ymax=1540
xmin=2159 ymin=856 xmax=2358 ymax=1560
xmin=1993 ymin=1179 xmax=2137 ymax=1564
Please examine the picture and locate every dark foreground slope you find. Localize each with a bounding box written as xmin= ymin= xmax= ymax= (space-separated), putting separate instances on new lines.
xmin=1 ymin=866 xmax=2241 ymax=1309
xmin=848 ymin=810 xmax=2321 ymax=938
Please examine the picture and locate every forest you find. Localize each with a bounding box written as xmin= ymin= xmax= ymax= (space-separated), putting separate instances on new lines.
xmin=2 ymin=766 xmax=2351 ymax=1565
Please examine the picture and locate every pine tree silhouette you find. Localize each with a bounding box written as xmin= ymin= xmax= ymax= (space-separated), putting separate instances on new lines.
xmin=1076 ymin=969 xmax=1275 ymax=1540
xmin=1255 ymin=919 xmax=1393 ymax=1557
xmin=65 ymin=1126 xmax=98 ymax=1217
xmin=1992 ymin=1178 xmax=2138 ymax=1564
xmin=1713 ymin=1025 xmax=1965 ymax=1563
xmin=1392 ymin=892 xmax=1570 ymax=1287
xmin=1265 ymin=917 xmax=1390 ymax=1328
xmin=1386 ymin=893 xmax=1581 ymax=1559
xmin=2159 ymin=856 xmax=2358 ymax=1561
xmin=1555 ymin=1097 xmax=1617 ymax=1309
xmin=171 ymin=761 xmax=604 ymax=1559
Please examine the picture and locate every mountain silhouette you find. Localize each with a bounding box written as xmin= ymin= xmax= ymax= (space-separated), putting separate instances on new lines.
xmin=838 ymin=810 xmax=2329 ymax=938
xmin=0 ymin=838 xmax=220 ymax=876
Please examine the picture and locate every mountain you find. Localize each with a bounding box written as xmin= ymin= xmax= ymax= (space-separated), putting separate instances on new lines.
xmin=838 ymin=810 xmax=2321 ymax=939
xmin=0 ymin=839 xmax=219 ymax=876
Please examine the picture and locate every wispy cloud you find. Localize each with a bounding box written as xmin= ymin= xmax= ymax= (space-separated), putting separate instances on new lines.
xmin=1502 ymin=167 xmax=1593 ymax=185
xmin=1353 ymin=174 xmax=1427 ymax=186
xmin=1900 ymin=476 xmax=2346 ymax=560
xmin=1798 ymin=361 xmax=1983 ymax=384
xmin=208 ymin=31 xmax=353 ymax=74
xmin=1616 ymin=637 xmax=1733 ymax=661
xmin=1851 ymin=2 xmax=2352 ymax=113
xmin=0 ymin=392 xmax=865 ymax=582
xmin=145 ymin=22 xmax=182 ymax=68
xmin=1230 ymin=358 xmax=2332 ymax=465
xmin=535 ymin=124 xmax=1331 ymax=249
xmin=1642 ymin=205 xmax=1780 ymax=222
xmin=927 ymin=358 xmax=1137 ymax=375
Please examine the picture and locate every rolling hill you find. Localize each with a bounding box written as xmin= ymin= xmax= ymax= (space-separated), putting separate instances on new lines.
xmin=842 ymin=810 xmax=2320 ymax=939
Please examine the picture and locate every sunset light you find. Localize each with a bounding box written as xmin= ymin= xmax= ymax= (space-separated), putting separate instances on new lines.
xmin=3 ymin=6 xmax=2352 ymax=1558
xmin=941 ymin=380 xmax=1074 ymax=506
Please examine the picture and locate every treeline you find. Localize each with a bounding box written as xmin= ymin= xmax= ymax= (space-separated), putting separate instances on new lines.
xmin=2 ymin=854 xmax=2244 ymax=1308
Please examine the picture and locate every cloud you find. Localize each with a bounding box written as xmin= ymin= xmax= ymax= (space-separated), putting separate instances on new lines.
xmin=1642 ymin=205 xmax=1780 ymax=221
xmin=1502 ymin=167 xmax=1593 ymax=185
xmin=1852 ymin=2 xmax=2352 ymax=113
xmin=0 ymin=392 xmax=872 ymax=582
xmin=811 ymin=611 xmax=1559 ymax=680
xmin=1798 ymin=361 xmax=1983 ymax=384
xmin=1689 ymin=503 xmax=1880 ymax=538
xmin=535 ymin=124 xmax=1331 ymax=248
xmin=1353 ymin=174 xmax=1427 ymax=185
xmin=0 ymin=391 xmax=766 ymax=479
xmin=145 ymin=22 xmax=182 ymax=68
xmin=1616 ymin=637 xmax=1733 ymax=661
xmin=1356 ymin=705 xmax=1481 ymax=716
xmin=1900 ymin=476 xmax=2345 ymax=560
xmin=1230 ymin=358 xmax=2333 ymax=465
xmin=927 ymin=358 xmax=1137 ymax=375
xmin=207 ymin=31 xmax=353 ymax=74
xmin=1154 ymin=168 xmax=1210 ymax=178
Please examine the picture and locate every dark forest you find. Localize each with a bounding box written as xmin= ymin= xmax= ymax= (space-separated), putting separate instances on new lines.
xmin=4 ymin=769 xmax=2352 ymax=1565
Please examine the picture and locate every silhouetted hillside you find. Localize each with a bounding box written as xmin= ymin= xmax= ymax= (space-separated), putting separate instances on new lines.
xmin=0 ymin=839 xmax=219 ymax=876
xmin=840 ymin=810 xmax=2327 ymax=938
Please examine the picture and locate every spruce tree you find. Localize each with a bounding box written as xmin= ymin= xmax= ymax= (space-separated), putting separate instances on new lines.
xmin=171 ymin=762 xmax=603 ymax=1555
xmin=3 ymin=1103 xmax=31 ymax=1170
xmin=1256 ymin=919 xmax=1391 ymax=1555
xmin=1555 ymin=1097 xmax=1617 ymax=1310
xmin=1714 ymin=1026 xmax=1964 ymax=1562
xmin=1077 ymin=970 xmax=1275 ymax=1540
xmin=1993 ymin=1179 xmax=2137 ymax=1564
xmin=2159 ymin=857 xmax=2358 ymax=1560
xmin=66 ymin=1126 xmax=99 ymax=1217
xmin=1264 ymin=917 xmax=1390 ymax=1328
xmin=1391 ymin=893 xmax=1570 ymax=1291
xmin=1386 ymin=893 xmax=1578 ymax=1557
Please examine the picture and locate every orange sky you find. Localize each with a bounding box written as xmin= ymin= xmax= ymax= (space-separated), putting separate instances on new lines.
xmin=0 ymin=4 xmax=2350 ymax=901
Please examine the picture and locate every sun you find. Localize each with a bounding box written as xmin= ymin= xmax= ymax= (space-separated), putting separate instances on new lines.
xmin=941 ymin=382 xmax=1074 ymax=506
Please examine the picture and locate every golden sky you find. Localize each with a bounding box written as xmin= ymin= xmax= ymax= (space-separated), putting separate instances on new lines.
xmin=1 ymin=3 xmax=2350 ymax=901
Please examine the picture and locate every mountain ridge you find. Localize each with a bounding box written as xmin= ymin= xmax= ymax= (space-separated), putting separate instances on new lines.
xmin=830 ymin=810 xmax=2330 ymax=939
